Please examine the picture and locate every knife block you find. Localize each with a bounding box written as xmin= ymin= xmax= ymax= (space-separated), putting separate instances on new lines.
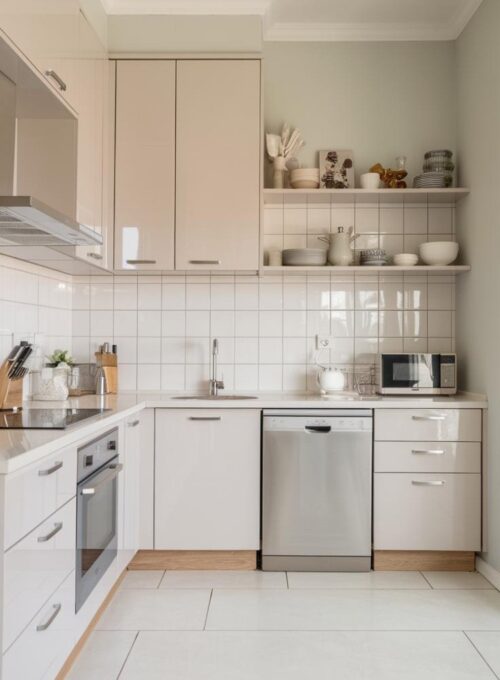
xmin=94 ymin=352 xmax=118 ymax=395
xmin=0 ymin=359 xmax=24 ymax=410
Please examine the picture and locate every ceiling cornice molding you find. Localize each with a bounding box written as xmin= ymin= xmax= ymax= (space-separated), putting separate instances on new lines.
xmin=264 ymin=22 xmax=459 ymax=43
xmin=102 ymin=0 xmax=270 ymax=15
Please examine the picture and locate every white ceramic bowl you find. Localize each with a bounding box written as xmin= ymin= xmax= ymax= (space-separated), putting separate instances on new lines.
xmin=282 ymin=248 xmax=327 ymax=266
xmin=290 ymin=179 xmax=320 ymax=189
xmin=290 ymin=168 xmax=320 ymax=189
xmin=393 ymin=253 xmax=419 ymax=266
xmin=360 ymin=172 xmax=380 ymax=190
xmin=419 ymin=241 xmax=459 ymax=266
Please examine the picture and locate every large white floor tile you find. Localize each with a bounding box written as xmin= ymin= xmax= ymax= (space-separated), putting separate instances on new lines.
xmin=67 ymin=631 xmax=137 ymax=680
xmin=466 ymin=632 xmax=500 ymax=676
xmin=287 ymin=571 xmax=429 ymax=589
xmin=423 ymin=572 xmax=494 ymax=590
xmin=121 ymin=570 xmax=165 ymax=589
xmin=96 ymin=588 xmax=211 ymax=631
xmin=206 ymin=588 xmax=500 ymax=631
xmin=160 ymin=570 xmax=287 ymax=589
xmin=120 ymin=631 xmax=495 ymax=680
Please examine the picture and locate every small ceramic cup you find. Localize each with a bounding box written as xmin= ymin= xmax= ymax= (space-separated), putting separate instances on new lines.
xmin=360 ymin=172 xmax=381 ymax=190
xmin=268 ymin=249 xmax=282 ymax=266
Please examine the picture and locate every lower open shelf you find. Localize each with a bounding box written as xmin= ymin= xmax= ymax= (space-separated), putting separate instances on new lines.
xmin=260 ymin=265 xmax=471 ymax=274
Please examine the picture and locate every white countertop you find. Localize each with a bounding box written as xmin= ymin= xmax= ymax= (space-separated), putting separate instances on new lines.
xmin=0 ymin=391 xmax=487 ymax=474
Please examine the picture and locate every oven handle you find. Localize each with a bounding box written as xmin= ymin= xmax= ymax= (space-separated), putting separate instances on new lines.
xmin=80 ymin=463 xmax=123 ymax=496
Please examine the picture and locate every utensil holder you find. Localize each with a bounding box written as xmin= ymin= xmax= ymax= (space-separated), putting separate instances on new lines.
xmin=95 ymin=352 xmax=118 ymax=394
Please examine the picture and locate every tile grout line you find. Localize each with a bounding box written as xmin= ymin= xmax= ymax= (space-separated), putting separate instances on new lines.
xmin=116 ymin=630 xmax=140 ymax=680
xmin=463 ymin=631 xmax=500 ymax=680
xmin=203 ymin=589 xmax=214 ymax=631
xmin=285 ymin=572 xmax=289 ymax=589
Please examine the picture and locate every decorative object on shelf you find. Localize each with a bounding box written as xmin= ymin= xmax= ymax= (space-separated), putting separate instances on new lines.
xmin=319 ymin=150 xmax=354 ymax=189
xmin=268 ymin=249 xmax=282 ymax=266
xmin=419 ymin=241 xmax=459 ymax=266
xmin=290 ymin=168 xmax=320 ymax=189
xmin=359 ymin=248 xmax=388 ymax=266
xmin=282 ymin=248 xmax=327 ymax=266
xmin=395 ymin=155 xmax=407 ymax=172
xmin=266 ymin=123 xmax=305 ymax=189
xmin=370 ymin=162 xmax=407 ymax=189
xmin=317 ymin=365 xmax=347 ymax=394
xmin=414 ymin=149 xmax=454 ymax=188
xmin=360 ymin=172 xmax=381 ymax=190
xmin=393 ymin=253 xmax=419 ymax=266
xmin=318 ymin=226 xmax=358 ymax=266
xmin=0 ymin=341 xmax=33 ymax=410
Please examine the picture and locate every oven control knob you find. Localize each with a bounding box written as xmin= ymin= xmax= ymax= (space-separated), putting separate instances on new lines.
xmin=107 ymin=440 xmax=116 ymax=451
xmin=84 ymin=454 xmax=93 ymax=467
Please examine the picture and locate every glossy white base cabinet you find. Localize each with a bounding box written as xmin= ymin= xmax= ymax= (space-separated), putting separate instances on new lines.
xmin=154 ymin=409 xmax=260 ymax=550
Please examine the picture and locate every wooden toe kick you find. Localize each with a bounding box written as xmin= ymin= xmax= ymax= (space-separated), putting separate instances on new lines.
xmin=373 ymin=550 xmax=476 ymax=572
xmin=128 ymin=550 xmax=257 ymax=570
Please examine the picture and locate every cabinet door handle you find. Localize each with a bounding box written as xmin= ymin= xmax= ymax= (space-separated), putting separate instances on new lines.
xmin=126 ymin=259 xmax=157 ymax=265
xmin=38 ymin=461 xmax=63 ymax=477
xmin=188 ymin=416 xmax=222 ymax=421
xmin=412 ymin=414 xmax=447 ymax=421
xmin=36 ymin=603 xmax=62 ymax=631
xmin=411 ymin=449 xmax=445 ymax=455
xmin=87 ymin=252 xmax=103 ymax=260
xmin=37 ymin=522 xmax=63 ymax=543
xmin=189 ymin=260 xmax=221 ymax=265
xmin=411 ymin=480 xmax=445 ymax=486
xmin=128 ymin=419 xmax=140 ymax=427
xmin=44 ymin=69 xmax=67 ymax=91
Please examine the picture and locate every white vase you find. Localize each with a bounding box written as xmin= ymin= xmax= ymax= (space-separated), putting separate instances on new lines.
xmin=273 ymin=156 xmax=287 ymax=189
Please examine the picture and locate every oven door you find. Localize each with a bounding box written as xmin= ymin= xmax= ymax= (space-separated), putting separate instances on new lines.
xmin=380 ymin=354 xmax=440 ymax=393
xmin=76 ymin=457 xmax=122 ymax=612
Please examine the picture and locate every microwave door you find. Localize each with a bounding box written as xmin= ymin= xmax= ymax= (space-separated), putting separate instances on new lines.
xmin=417 ymin=354 xmax=435 ymax=388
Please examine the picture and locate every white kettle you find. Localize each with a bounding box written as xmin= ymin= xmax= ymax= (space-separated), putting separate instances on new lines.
xmin=319 ymin=226 xmax=359 ymax=266
xmin=317 ymin=366 xmax=347 ymax=394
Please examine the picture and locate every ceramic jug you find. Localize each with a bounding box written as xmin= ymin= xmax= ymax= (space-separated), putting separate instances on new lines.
xmin=319 ymin=226 xmax=358 ymax=266
xmin=317 ymin=365 xmax=347 ymax=394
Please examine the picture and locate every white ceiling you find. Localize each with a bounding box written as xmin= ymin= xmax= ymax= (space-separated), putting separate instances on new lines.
xmin=100 ymin=0 xmax=484 ymax=41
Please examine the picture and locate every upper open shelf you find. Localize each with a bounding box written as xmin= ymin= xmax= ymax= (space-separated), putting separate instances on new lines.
xmin=263 ymin=188 xmax=470 ymax=204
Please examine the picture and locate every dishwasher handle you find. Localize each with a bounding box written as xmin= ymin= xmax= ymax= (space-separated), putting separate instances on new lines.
xmin=304 ymin=425 xmax=332 ymax=433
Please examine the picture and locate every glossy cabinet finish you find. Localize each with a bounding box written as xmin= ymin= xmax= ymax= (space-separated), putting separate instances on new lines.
xmin=374 ymin=473 xmax=481 ymax=551
xmin=155 ymin=409 xmax=260 ymax=550
xmin=175 ymin=60 xmax=261 ymax=271
xmin=375 ymin=408 xmax=482 ymax=442
xmin=114 ymin=60 xmax=176 ymax=271
xmin=123 ymin=414 xmax=141 ymax=553
xmin=374 ymin=441 xmax=481 ymax=473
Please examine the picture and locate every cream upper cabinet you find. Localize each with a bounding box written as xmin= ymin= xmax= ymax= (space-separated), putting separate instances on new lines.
xmin=175 ymin=60 xmax=261 ymax=271
xmin=114 ymin=60 xmax=176 ymax=271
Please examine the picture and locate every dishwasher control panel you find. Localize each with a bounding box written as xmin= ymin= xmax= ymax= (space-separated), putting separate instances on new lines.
xmin=264 ymin=412 xmax=373 ymax=432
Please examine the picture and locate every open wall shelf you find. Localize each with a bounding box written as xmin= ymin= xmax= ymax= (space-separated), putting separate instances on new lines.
xmin=260 ymin=265 xmax=471 ymax=274
xmin=263 ymin=188 xmax=470 ymax=204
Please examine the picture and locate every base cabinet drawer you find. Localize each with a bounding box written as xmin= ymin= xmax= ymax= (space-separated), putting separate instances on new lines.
xmin=374 ymin=441 xmax=481 ymax=473
xmin=3 ymin=499 xmax=76 ymax=653
xmin=375 ymin=409 xmax=482 ymax=442
xmin=374 ymin=473 xmax=481 ymax=551
xmin=2 ymin=571 xmax=77 ymax=680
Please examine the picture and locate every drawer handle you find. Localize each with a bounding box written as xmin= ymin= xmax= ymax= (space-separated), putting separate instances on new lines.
xmin=128 ymin=419 xmax=140 ymax=427
xmin=44 ymin=69 xmax=67 ymax=91
xmin=37 ymin=522 xmax=63 ymax=543
xmin=126 ymin=259 xmax=157 ymax=265
xmin=189 ymin=260 xmax=221 ymax=265
xmin=411 ymin=449 xmax=445 ymax=456
xmin=87 ymin=252 xmax=103 ymax=260
xmin=412 ymin=415 xmax=446 ymax=421
xmin=411 ymin=480 xmax=445 ymax=486
xmin=305 ymin=425 xmax=331 ymax=433
xmin=36 ymin=603 xmax=62 ymax=631
xmin=38 ymin=461 xmax=63 ymax=477
xmin=188 ymin=416 xmax=222 ymax=421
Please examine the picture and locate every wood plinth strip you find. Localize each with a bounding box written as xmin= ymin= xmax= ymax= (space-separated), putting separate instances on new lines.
xmin=129 ymin=549 xmax=257 ymax=571
xmin=373 ymin=550 xmax=475 ymax=572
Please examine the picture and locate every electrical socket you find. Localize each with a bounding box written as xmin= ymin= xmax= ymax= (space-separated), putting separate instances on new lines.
xmin=316 ymin=335 xmax=333 ymax=350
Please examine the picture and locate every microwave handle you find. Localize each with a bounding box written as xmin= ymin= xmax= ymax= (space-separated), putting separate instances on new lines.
xmin=80 ymin=463 xmax=123 ymax=496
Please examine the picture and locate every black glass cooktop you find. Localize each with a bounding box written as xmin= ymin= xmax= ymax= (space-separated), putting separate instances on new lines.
xmin=0 ymin=408 xmax=110 ymax=430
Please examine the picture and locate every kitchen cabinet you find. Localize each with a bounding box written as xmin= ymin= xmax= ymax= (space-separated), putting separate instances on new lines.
xmin=114 ymin=60 xmax=176 ymax=271
xmin=155 ymin=409 xmax=260 ymax=550
xmin=175 ymin=60 xmax=261 ymax=270
xmin=122 ymin=414 xmax=141 ymax=553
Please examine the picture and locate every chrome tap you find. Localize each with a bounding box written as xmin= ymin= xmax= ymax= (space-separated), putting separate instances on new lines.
xmin=209 ymin=338 xmax=224 ymax=396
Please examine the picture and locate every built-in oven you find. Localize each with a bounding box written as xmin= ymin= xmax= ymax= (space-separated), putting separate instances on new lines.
xmin=76 ymin=428 xmax=122 ymax=612
xmin=378 ymin=353 xmax=457 ymax=395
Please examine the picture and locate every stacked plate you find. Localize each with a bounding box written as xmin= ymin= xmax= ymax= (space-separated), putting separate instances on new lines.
xmin=413 ymin=172 xmax=449 ymax=188
xmin=359 ymin=248 xmax=388 ymax=266
xmin=414 ymin=149 xmax=454 ymax=188
xmin=290 ymin=168 xmax=320 ymax=189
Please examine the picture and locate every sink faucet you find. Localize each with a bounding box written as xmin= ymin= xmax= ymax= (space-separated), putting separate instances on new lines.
xmin=209 ymin=338 xmax=224 ymax=396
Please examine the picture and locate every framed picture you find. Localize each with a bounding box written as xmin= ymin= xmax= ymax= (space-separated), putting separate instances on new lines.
xmin=319 ymin=150 xmax=354 ymax=189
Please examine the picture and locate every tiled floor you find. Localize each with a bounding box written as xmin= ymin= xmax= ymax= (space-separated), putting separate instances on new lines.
xmin=67 ymin=570 xmax=500 ymax=680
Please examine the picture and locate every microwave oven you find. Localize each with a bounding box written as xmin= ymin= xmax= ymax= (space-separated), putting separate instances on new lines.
xmin=378 ymin=353 xmax=457 ymax=395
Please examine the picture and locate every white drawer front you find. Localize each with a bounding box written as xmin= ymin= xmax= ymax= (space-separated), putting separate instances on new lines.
xmin=374 ymin=473 xmax=481 ymax=551
xmin=374 ymin=441 xmax=481 ymax=473
xmin=4 ymin=447 xmax=77 ymax=550
xmin=375 ymin=409 xmax=482 ymax=442
xmin=3 ymin=499 xmax=76 ymax=653
xmin=3 ymin=571 xmax=77 ymax=680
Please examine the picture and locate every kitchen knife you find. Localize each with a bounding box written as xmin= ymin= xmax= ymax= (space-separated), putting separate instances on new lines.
xmin=9 ymin=345 xmax=32 ymax=378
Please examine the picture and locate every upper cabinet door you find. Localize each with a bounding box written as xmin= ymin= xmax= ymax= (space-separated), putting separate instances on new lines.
xmin=175 ymin=60 xmax=261 ymax=271
xmin=114 ymin=60 xmax=176 ymax=271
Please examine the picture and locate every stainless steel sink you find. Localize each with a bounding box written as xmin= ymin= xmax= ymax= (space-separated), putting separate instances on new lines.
xmin=172 ymin=395 xmax=258 ymax=400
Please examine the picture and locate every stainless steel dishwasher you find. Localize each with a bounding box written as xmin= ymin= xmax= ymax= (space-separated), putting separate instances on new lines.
xmin=262 ymin=410 xmax=373 ymax=572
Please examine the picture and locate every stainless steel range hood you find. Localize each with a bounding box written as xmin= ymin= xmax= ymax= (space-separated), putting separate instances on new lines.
xmin=0 ymin=196 xmax=103 ymax=247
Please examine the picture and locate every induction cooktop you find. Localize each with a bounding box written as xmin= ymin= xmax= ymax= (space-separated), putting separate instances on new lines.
xmin=0 ymin=408 xmax=110 ymax=430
